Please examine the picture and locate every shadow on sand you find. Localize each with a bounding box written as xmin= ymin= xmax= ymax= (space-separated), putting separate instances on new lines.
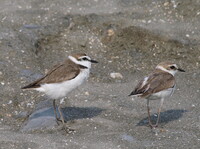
xmin=30 ymin=106 xmax=104 ymax=121
xmin=137 ymin=109 xmax=187 ymax=126
xmin=62 ymin=106 xmax=104 ymax=121
xmin=21 ymin=106 xmax=104 ymax=131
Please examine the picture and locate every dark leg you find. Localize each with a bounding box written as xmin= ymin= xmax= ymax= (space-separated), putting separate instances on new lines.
xmin=147 ymin=99 xmax=153 ymax=128
xmin=155 ymin=98 xmax=164 ymax=127
xmin=53 ymin=99 xmax=74 ymax=132
xmin=53 ymin=99 xmax=62 ymax=124
xmin=58 ymin=105 xmax=74 ymax=132
xmin=58 ymin=105 xmax=65 ymax=125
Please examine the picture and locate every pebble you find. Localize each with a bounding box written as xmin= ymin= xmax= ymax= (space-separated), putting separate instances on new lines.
xmin=107 ymin=29 xmax=115 ymax=36
xmin=186 ymin=34 xmax=190 ymax=37
xmin=85 ymin=91 xmax=89 ymax=96
xmin=164 ymin=2 xmax=169 ymax=6
xmin=7 ymin=100 xmax=12 ymax=104
xmin=110 ymin=72 xmax=123 ymax=79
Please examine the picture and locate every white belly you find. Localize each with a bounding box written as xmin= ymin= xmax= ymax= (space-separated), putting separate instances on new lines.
xmin=36 ymin=69 xmax=90 ymax=99
xmin=147 ymin=87 xmax=175 ymax=100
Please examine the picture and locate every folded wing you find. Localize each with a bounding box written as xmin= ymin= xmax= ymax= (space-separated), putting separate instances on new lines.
xmin=129 ymin=72 xmax=175 ymax=98
xmin=21 ymin=60 xmax=80 ymax=89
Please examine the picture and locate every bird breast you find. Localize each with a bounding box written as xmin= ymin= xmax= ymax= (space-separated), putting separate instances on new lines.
xmin=147 ymin=87 xmax=175 ymax=100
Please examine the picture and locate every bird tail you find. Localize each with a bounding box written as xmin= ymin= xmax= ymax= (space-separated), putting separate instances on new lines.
xmin=21 ymin=82 xmax=40 ymax=89
xmin=128 ymin=91 xmax=136 ymax=96
xmin=128 ymin=91 xmax=142 ymax=97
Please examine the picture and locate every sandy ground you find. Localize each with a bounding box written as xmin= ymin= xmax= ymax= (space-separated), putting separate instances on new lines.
xmin=0 ymin=0 xmax=200 ymax=148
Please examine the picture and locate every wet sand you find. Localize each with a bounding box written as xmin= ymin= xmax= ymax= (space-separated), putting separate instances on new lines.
xmin=0 ymin=0 xmax=200 ymax=148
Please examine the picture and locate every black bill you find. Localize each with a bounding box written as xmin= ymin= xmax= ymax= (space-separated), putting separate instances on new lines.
xmin=177 ymin=68 xmax=185 ymax=72
xmin=90 ymin=59 xmax=98 ymax=63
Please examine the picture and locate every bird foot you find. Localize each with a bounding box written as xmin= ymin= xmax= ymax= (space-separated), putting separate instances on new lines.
xmin=61 ymin=124 xmax=75 ymax=133
xmin=55 ymin=118 xmax=67 ymax=125
xmin=149 ymin=124 xmax=158 ymax=129
xmin=64 ymin=127 xmax=75 ymax=133
xmin=55 ymin=118 xmax=75 ymax=133
xmin=56 ymin=123 xmax=75 ymax=133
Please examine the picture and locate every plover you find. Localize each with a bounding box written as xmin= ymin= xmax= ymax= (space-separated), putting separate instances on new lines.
xmin=129 ymin=62 xmax=185 ymax=128
xmin=22 ymin=53 xmax=98 ymax=130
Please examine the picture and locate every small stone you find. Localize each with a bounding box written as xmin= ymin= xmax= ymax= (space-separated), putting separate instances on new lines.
xmin=110 ymin=72 xmax=123 ymax=79
xmin=85 ymin=91 xmax=89 ymax=96
xmin=164 ymin=2 xmax=169 ymax=6
xmin=147 ymin=20 xmax=151 ymax=23
xmin=107 ymin=29 xmax=115 ymax=36
xmin=7 ymin=100 xmax=12 ymax=104
xmin=6 ymin=114 xmax=12 ymax=117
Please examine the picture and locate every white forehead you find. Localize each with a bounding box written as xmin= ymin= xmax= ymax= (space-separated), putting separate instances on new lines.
xmin=156 ymin=62 xmax=177 ymax=68
xmin=156 ymin=64 xmax=177 ymax=76
xmin=78 ymin=55 xmax=91 ymax=60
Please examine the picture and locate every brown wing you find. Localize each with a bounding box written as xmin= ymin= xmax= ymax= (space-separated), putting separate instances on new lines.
xmin=130 ymin=77 xmax=148 ymax=95
xmin=129 ymin=72 xmax=175 ymax=97
xmin=21 ymin=60 xmax=80 ymax=89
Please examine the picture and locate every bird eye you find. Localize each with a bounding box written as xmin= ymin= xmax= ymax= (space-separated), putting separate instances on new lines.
xmin=170 ymin=66 xmax=176 ymax=69
xmin=82 ymin=57 xmax=88 ymax=61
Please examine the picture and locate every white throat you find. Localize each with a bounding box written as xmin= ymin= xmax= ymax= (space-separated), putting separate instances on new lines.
xmin=156 ymin=66 xmax=177 ymax=76
xmin=68 ymin=55 xmax=91 ymax=69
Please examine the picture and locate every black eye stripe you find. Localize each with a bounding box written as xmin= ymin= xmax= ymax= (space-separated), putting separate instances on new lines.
xmin=82 ymin=57 xmax=88 ymax=60
xmin=78 ymin=57 xmax=89 ymax=61
xmin=170 ymin=66 xmax=176 ymax=69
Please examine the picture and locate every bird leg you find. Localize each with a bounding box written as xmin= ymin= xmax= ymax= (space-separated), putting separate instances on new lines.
xmin=53 ymin=99 xmax=60 ymax=124
xmin=147 ymin=98 xmax=165 ymax=128
xmin=155 ymin=98 xmax=164 ymax=127
xmin=53 ymin=99 xmax=74 ymax=132
xmin=53 ymin=99 xmax=66 ymax=125
xmin=147 ymin=99 xmax=153 ymax=128
xmin=57 ymin=105 xmax=65 ymax=124
xmin=58 ymin=105 xmax=75 ymax=132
